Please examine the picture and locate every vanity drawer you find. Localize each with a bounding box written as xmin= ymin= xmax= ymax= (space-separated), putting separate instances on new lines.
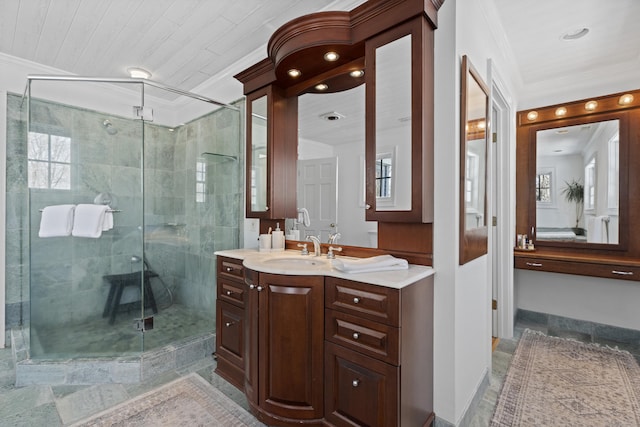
xmin=325 ymin=278 xmax=399 ymax=326
xmin=515 ymin=256 xmax=640 ymax=281
xmin=325 ymin=309 xmax=399 ymax=365
xmin=217 ymin=256 xmax=244 ymax=281
xmin=218 ymin=278 xmax=247 ymax=307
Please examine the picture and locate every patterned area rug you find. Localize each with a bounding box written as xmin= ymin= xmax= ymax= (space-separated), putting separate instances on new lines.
xmin=70 ymin=373 xmax=265 ymax=426
xmin=491 ymin=329 xmax=640 ymax=426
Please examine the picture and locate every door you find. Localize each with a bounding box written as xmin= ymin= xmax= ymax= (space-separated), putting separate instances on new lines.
xmin=297 ymin=157 xmax=338 ymax=242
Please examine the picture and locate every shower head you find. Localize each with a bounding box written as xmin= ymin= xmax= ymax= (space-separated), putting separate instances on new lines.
xmin=103 ymin=119 xmax=118 ymax=135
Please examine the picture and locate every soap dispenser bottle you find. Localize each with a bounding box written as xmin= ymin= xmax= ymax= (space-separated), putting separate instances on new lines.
xmin=272 ymin=223 xmax=285 ymax=252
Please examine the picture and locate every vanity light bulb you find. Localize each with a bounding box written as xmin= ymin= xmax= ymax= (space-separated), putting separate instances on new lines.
xmin=324 ymin=51 xmax=339 ymax=62
xmin=477 ymin=121 xmax=486 ymax=129
xmin=526 ymin=111 xmax=538 ymax=121
xmin=619 ymin=94 xmax=634 ymax=105
xmin=288 ymin=69 xmax=302 ymax=78
xmin=555 ymin=107 xmax=567 ymax=116
xmin=315 ymin=83 xmax=328 ymax=91
xmin=585 ymin=101 xmax=598 ymax=111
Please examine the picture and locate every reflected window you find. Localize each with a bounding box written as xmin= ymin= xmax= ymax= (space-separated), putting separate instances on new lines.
xmin=465 ymin=153 xmax=478 ymax=206
xmin=196 ymin=159 xmax=206 ymax=203
xmin=585 ymin=158 xmax=596 ymax=210
xmin=375 ymin=154 xmax=392 ymax=199
xmin=608 ymin=132 xmax=619 ymax=210
xmin=536 ymin=172 xmax=552 ymax=203
xmin=28 ymin=131 xmax=71 ymax=189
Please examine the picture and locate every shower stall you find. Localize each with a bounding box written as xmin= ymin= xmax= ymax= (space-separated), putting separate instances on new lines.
xmin=6 ymin=76 xmax=243 ymax=384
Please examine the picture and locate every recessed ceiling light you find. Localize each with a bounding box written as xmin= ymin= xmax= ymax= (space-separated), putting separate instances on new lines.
xmin=561 ymin=28 xmax=589 ymax=41
xmin=127 ymin=67 xmax=151 ymax=79
xmin=553 ymin=149 xmax=563 ymax=153
xmin=315 ymin=83 xmax=328 ymax=91
xmin=288 ymin=69 xmax=302 ymax=78
xmin=320 ymin=111 xmax=345 ymax=121
xmin=556 ymin=129 xmax=569 ymax=134
xmin=324 ymin=51 xmax=339 ymax=62
xmin=350 ymin=70 xmax=364 ymax=78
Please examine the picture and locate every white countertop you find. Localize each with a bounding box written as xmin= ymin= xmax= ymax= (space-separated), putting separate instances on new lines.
xmin=214 ymin=249 xmax=435 ymax=289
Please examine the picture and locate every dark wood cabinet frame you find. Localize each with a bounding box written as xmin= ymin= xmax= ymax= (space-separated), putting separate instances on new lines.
xmin=515 ymin=88 xmax=640 ymax=280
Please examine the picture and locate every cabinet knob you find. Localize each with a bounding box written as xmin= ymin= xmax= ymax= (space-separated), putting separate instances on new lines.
xmin=365 ymin=204 xmax=371 ymax=210
xmin=352 ymin=379 xmax=360 ymax=387
xmin=226 ymin=290 xmax=233 ymax=296
xmin=226 ymin=267 xmax=233 ymax=272
xmin=352 ymin=332 xmax=359 ymax=340
xmin=353 ymin=297 xmax=360 ymax=304
xmin=257 ymin=286 xmax=263 ymax=292
xmin=249 ymin=284 xmax=256 ymax=290
xmin=225 ymin=322 xmax=233 ymax=327
xmin=265 ymin=206 xmax=269 ymax=211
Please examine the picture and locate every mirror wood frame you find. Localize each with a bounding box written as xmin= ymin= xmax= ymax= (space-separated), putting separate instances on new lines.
xmin=459 ymin=55 xmax=490 ymax=265
xmin=516 ymin=88 xmax=640 ymax=264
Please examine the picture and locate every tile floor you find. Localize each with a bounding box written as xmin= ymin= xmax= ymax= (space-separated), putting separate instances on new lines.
xmin=1 ymin=314 xmax=638 ymax=426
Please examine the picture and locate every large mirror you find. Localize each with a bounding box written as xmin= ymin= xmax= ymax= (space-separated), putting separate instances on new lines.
xmin=459 ymin=55 xmax=489 ymax=264
xmin=535 ymin=119 xmax=620 ymax=245
xmin=295 ymin=82 xmax=376 ymax=247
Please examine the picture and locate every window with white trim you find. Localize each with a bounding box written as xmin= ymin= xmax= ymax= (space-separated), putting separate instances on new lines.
xmin=28 ymin=131 xmax=71 ymax=189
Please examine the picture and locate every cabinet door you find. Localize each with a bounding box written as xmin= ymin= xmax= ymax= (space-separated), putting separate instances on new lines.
xmin=365 ymin=17 xmax=433 ymax=223
xmin=258 ymin=273 xmax=325 ymax=421
xmin=245 ymin=86 xmax=298 ymax=219
xmin=215 ymin=300 xmax=245 ymax=389
xmin=325 ymin=342 xmax=398 ymax=427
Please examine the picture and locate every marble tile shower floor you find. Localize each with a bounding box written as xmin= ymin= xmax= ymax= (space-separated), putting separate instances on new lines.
xmin=30 ymin=303 xmax=213 ymax=359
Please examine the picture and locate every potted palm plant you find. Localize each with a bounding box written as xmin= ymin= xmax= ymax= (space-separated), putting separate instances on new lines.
xmin=561 ymin=179 xmax=584 ymax=233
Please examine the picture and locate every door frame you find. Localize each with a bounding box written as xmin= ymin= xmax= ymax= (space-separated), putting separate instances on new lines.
xmin=487 ymin=60 xmax=514 ymax=339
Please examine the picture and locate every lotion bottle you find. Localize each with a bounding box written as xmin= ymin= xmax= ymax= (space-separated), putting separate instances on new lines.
xmin=272 ymin=222 xmax=285 ymax=251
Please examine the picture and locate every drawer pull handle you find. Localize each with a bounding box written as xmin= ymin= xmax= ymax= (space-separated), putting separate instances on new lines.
xmin=352 ymin=379 xmax=360 ymax=387
xmin=225 ymin=322 xmax=233 ymax=327
xmin=526 ymin=262 xmax=543 ymax=267
xmin=226 ymin=267 xmax=233 ymax=272
xmin=612 ymin=270 xmax=634 ymax=276
xmin=353 ymin=297 xmax=360 ymax=304
xmin=226 ymin=291 xmax=233 ymax=296
xmin=352 ymin=332 xmax=359 ymax=340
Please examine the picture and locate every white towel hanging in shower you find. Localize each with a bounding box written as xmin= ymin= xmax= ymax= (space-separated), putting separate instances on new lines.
xmin=38 ymin=204 xmax=76 ymax=238
xmin=72 ymin=204 xmax=109 ymax=238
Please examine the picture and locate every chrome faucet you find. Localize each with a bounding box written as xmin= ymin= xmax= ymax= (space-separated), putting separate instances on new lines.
xmin=307 ymin=235 xmax=321 ymax=256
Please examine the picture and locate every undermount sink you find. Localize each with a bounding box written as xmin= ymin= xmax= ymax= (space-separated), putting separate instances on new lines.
xmin=243 ymin=253 xmax=332 ymax=275
xmin=263 ymin=257 xmax=326 ymax=266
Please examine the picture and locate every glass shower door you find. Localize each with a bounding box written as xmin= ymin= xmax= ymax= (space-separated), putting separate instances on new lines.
xmin=27 ymin=79 xmax=146 ymax=359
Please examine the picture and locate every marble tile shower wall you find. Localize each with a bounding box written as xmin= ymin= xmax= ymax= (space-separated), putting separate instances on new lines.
xmin=5 ymin=93 xmax=243 ymax=343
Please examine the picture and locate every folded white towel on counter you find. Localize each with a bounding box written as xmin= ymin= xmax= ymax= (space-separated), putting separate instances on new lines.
xmin=72 ymin=204 xmax=110 ymax=238
xmin=332 ymin=255 xmax=409 ymax=273
xmin=38 ymin=204 xmax=76 ymax=238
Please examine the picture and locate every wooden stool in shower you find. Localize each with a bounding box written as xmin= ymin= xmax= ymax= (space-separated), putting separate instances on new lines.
xmin=102 ymin=271 xmax=159 ymax=325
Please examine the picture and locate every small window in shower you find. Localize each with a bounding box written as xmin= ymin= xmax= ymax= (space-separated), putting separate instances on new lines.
xmin=196 ymin=159 xmax=206 ymax=203
xmin=28 ymin=131 xmax=71 ymax=189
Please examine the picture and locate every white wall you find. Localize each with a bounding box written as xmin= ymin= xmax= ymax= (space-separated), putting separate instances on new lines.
xmin=433 ymin=0 xmax=518 ymax=424
xmin=516 ymin=270 xmax=640 ymax=330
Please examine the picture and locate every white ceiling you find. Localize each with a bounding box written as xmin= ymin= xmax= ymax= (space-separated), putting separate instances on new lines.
xmin=1 ymin=0 xmax=638 ymax=108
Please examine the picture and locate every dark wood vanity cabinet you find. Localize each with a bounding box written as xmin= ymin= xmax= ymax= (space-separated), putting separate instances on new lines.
xmin=215 ymin=256 xmax=247 ymax=389
xmin=324 ymin=276 xmax=434 ymax=427
xmin=244 ymin=269 xmax=325 ymax=424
